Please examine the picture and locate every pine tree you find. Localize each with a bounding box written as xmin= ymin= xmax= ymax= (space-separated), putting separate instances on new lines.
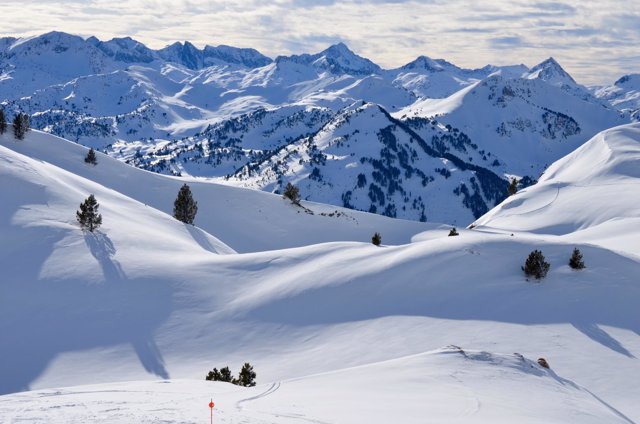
xmin=237 ymin=362 xmax=256 ymax=387
xmin=371 ymin=232 xmax=382 ymax=246
xmin=448 ymin=227 xmax=459 ymax=236
xmin=0 ymin=108 xmax=7 ymax=135
xmin=569 ymin=248 xmax=585 ymax=270
xmin=173 ymin=183 xmax=198 ymax=224
xmin=13 ymin=113 xmax=30 ymax=140
xmin=84 ymin=148 xmax=98 ymax=165
xmin=508 ymin=178 xmax=518 ymax=196
xmin=206 ymin=368 xmax=223 ymax=381
xmin=522 ymin=249 xmax=550 ymax=280
xmin=22 ymin=113 xmax=29 ymax=134
xmin=219 ymin=366 xmax=233 ymax=383
xmin=76 ymin=194 xmax=103 ymax=232
xmin=13 ymin=114 xmax=20 ymax=139
xmin=283 ymin=182 xmax=300 ymax=205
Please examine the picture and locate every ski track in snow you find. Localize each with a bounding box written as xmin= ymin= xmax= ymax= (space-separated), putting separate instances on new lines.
xmin=236 ymin=381 xmax=281 ymax=411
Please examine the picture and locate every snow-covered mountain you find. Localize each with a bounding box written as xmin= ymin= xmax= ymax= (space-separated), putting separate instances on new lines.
xmin=2 ymin=125 xmax=640 ymax=423
xmin=593 ymin=74 xmax=640 ymax=121
xmin=397 ymin=73 xmax=625 ymax=177
xmin=223 ymin=101 xmax=507 ymax=224
xmin=387 ymin=55 xmax=528 ymax=99
xmin=0 ymin=32 xmax=631 ymax=225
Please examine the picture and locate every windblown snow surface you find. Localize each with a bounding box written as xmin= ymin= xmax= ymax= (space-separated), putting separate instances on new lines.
xmin=1 ymin=126 xmax=639 ymax=423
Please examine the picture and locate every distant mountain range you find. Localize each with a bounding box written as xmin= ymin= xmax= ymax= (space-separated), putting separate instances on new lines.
xmin=0 ymin=31 xmax=632 ymax=224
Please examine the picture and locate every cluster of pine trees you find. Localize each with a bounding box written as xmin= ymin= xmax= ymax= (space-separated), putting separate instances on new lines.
xmin=0 ymin=109 xmax=30 ymax=139
xmin=523 ymin=248 xmax=585 ymax=280
xmin=205 ymin=363 xmax=256 ymax=387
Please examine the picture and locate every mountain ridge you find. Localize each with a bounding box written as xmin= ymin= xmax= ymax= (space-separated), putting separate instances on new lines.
xmin=0 ymin=31 xmax=630 ymax=225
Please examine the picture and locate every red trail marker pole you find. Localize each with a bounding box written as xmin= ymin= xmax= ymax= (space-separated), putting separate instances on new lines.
xmin=209 ymin=399 xmax=215 ymax=423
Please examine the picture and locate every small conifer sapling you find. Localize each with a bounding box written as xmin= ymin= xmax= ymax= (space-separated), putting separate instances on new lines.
xmin=85 ymin=148 xmax=98 ymax=165
xmin=371 ymin=232 xmax=382 ymax=246
xmin=569 ymin=248 xmax=585 ymax=270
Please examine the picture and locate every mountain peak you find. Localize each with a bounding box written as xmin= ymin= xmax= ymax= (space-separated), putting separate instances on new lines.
xmin=95 ymin=36 xmax=156 ymax=64
xmin=400 ymin=55 xmax=450 ymax=72
xmin=322 ymin=42 xmax=352 ymax=56
xmin=614 ymin=74 xmax=640 ymax=87
xmin=315 ymin=42 xmax=380 ymax=75
xmin=539 ymin=56 xmax=561 ymax=66
xmin=157 ymin=41 xmax=202 ymax=69
xmin=9 ymin=31 xmax=85 ymax=52
xmin=524 ymin=57 xmax=576 ymax=86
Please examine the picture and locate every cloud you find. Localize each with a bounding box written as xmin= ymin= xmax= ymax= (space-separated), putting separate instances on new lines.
xmin=489 ymin=35 xmax=532 ymax=49
xmin=0 ymin=0 xmax=637 ymax=85
xmin=532 ymin=2 xmax=577 ymax=15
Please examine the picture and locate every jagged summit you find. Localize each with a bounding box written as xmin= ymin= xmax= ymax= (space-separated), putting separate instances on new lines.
xmin=202 ymin=44 xmax=272 ymax=68
xmin=322 ymin=42 xmax=352 ymax=56
xmin=96 ymin=36 xmax=155 ymax=63
xmin=524 ymin=57 xmax=577 ymax=86
xmin=157 ymin=40 xmax=203 ymax=69
xmin=276 ymin=42 xmax=381 ymax=75
xmin=318 ymin=42 xmax=380 ymax=75
xmin=0 ymin=32 xmax=273 ymax=70
xmin=158 ymin=41 xmax=273 ymax=69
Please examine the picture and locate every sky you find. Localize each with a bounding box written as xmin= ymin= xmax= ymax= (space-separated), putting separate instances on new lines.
xmin=1 ymin=0 xmax=638 ymax=85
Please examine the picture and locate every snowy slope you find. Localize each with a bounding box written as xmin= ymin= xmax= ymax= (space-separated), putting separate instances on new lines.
xmin=2 ymin=128 xmax=640 ymax=422
xmin=1 ymin=348 xmax=635 ymax=424
xmin=0 ymin=130 xmax=430 ymax=253
xmin=473 ymin=123 xmax=640 ymax=256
